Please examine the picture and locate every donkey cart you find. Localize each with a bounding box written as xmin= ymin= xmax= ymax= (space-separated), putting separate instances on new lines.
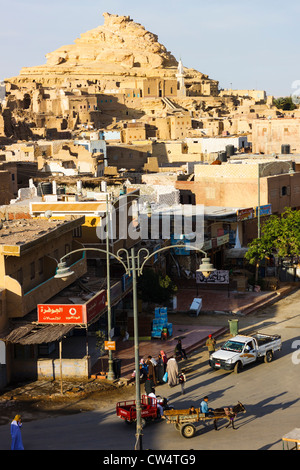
xmin=163 ymin=408 xmax=213 ymax=438
xmin=164 ymin=402 xmax=246 ymax=438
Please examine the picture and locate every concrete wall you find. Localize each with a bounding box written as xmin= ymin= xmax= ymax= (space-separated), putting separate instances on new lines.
xmin=194 ymin=136 xmax=249 ymax=154
xmin=175 ymin=172 xmax=300 ymax=213
xmin=194 ymin=160 xmax=294 ymax=179
xmin=220 ymin=89 xmax=267 ymax=101
xmin=10 ymin=356 xmax=91 ymax=381
xmin=252 ymin=119 xmax=300 ymax=154
xmin=0 ymin=171 xmax=14 ymax=204
xmin=37 ymin=356 xmax=91 ymax=380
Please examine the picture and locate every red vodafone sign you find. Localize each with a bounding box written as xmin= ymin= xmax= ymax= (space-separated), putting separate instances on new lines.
xmin=38 ymin=304 xmax=84 ymax=324
xmin=38 ymin=290 xmax=106 ymax=325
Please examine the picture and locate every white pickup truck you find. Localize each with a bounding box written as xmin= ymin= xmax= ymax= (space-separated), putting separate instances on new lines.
xmin=209 ymin=333 xmax=282 ymax=373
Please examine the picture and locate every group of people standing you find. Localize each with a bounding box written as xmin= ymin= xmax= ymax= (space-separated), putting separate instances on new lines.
xmin=139 ymin=341 xmax=188 ymax=396
xmin=138 ymin=350 xmax=168 ymax=385
xmin=139 ymin=334 xmax=217 ymax=401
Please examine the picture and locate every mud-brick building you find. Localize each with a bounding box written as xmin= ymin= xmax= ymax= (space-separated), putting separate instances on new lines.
xmin=0 ymin=216 xmax=86 ymax=387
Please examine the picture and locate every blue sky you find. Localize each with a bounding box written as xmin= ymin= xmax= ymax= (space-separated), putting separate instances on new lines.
xmin=0 ymin=0 xmax=299 ymax=97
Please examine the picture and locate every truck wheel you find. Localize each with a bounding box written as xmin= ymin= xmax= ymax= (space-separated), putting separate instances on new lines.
xmin=234 ymin=361 xmax=242 ymax=374
xmin=264 ymin=351 xmax=273 ymax=363
xmin=180 ymin=424 xmax=196 ymax=438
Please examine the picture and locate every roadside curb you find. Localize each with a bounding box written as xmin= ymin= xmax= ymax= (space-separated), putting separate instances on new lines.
xmin=231 ymin=285 xmax=298 ymax=316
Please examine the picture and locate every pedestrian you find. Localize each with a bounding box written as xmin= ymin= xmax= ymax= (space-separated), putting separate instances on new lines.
xmin=144 ymin=374 xmax=155 ymax=395
xmin=146 ymin=356 xmax=157 ymax=385
xmin=178 ymin=371 xmax=186 ymax=395
xmin=148 ymin=387 xmax=164 ymax=417
xmin=206 ymin=334 xmax=216 ymax=357
xmin=160 ymin=350 xmax=168 ymax=371
xmin=139 ymin=359 xmax=148 ymax=380
xmin=174 ymin=339 xmax=187 ymax=360
xmin=11 ymin=415 xmax=24 ymax=450
xmin=150 ymin=355 xmax=157 ymax=368
xmin=156 ymin=353 xmax=165 ymax=384
xmin=200 ymin=396 xmax=214 ymax=417
xmin=166 ymin=356 xmax=178 ymax=387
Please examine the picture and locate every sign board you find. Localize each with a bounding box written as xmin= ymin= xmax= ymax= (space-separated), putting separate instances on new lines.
xmin=85 ymin=290 xmax=106 ymax=324
xmin=105 ymin=341 xmax=116 ymax=351
xmin=122 ymin=273 xmax=133 ymax=292
xmin=216 ymin=233 xmax=229 ymax=246
xmin=196 ymin=270 xmax=229 ymax=284
xmin=236 ymin=208 xmax=254 ymax=222
xmin=203 ymin=233 xmax=229 ymax=251
xmin=38 ymin=304 xmax=85 ymax=324
xmin=255 ymin=204 xmax=272 ymax=217
xmin=110 ymin=281 xmax=122 ymax=303
xmin=38 ymin=289 xmax=106 ymax=325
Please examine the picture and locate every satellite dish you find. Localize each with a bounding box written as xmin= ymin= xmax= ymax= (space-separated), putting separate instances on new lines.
xmin=45 ymin=210 xmax=53 ymax=219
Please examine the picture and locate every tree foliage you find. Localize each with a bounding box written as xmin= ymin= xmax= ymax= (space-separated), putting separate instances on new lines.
xmin=273 ymin=96 xmax=297 ymax=111
xmin=245 ymin=208 xmax=300 ymax=265
xmin=95 ymin=330 xmax=106 ymax=371
xmin=138 ymin=269 xmax=177 ymax=304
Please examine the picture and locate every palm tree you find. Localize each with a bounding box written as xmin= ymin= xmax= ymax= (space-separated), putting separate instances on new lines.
xmin=274 ymin=96 xmax=297 ymax=111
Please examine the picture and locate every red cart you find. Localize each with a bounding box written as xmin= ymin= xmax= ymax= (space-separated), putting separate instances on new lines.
xmin=116 ymin=395 xmax=160 ymax=426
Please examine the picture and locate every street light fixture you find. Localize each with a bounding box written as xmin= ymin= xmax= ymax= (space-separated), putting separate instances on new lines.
xmin=196 ymin=256 xmax=216 ymax=278
xmin=54 ymin=261 xmax=74 ymax=280
xmin=55 ymin=243 xmax=215 ymax=450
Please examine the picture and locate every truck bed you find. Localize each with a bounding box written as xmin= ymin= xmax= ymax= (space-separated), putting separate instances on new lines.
xmin=252 ymin=333 xmax=281 ymax=346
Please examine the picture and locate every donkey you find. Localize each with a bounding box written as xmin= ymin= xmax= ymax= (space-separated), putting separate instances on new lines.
xmin=212 ymin=402 xmax=246 ymax=430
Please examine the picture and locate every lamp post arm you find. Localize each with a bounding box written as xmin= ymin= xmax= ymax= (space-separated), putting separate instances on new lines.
xmin=116 ymin=248 xmax=132 ymax=275
xmin=59 ymin=247 xmax=130 ymax=275
xmin=137 ymin=244 xmax=207 ymax=276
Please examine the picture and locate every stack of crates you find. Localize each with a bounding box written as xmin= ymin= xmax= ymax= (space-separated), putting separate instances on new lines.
xmin=151 ymin=307 xmax=173 ymax=338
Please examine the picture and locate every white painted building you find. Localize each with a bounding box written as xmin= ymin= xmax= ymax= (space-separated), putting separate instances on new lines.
xmin=186 ymin=136 xmax=249 ymax=155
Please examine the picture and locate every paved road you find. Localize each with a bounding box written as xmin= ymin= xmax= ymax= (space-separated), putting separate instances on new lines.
xmin=1 ymin=289 xmax=300 ymax=451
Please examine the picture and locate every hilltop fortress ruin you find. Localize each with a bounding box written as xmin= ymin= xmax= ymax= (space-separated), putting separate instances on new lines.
xmin=1 ymin=12 xmax=276 ymax=143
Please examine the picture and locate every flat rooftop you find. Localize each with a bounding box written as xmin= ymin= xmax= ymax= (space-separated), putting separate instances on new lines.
xmin=0 ymin=217 xmax=84 ymax=254
xmin=0 ymin=219 xmax=65 ymax=245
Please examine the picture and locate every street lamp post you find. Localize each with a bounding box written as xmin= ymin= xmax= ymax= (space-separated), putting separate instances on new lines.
xmin=55 ymin=243 xmax=215 ymax=450
xmin=106 ymin=195 xmax=114 ymax=381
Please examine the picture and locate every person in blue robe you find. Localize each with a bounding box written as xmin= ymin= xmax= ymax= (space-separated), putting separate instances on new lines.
xmin=11 ymin=415 xmax=24 ymax=450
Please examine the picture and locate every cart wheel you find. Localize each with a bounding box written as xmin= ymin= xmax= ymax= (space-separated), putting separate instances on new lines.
xmin=180 ymin=423 xmax=196 ymax=438
xmin=125 ymin=419 xmax=133 ymax=425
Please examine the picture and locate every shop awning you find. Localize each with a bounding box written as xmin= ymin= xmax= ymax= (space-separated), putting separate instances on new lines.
xmin=0 ymin=322 xmax=75 ymax=345
xmin=225 ymin=248 xmax=248 ymax=259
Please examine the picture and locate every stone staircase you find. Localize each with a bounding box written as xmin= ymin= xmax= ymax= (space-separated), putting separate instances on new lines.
xmin=161 ymin=97 xmax=187 ymax=113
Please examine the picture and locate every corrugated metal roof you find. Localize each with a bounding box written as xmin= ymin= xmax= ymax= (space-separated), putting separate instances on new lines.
xmin=0 ymin=322 xmax=75 ymax=345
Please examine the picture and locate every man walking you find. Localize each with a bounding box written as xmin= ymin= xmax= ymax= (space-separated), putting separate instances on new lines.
xmin=206 ymin=334 xmax=216 ymax=357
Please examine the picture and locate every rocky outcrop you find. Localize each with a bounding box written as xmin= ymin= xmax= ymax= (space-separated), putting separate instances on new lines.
xmin=18 ymin=13 xmax=178 ymax=82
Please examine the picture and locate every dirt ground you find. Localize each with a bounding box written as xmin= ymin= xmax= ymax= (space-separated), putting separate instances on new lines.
xmin=0 ymin=377 xmax=138 ymax=426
